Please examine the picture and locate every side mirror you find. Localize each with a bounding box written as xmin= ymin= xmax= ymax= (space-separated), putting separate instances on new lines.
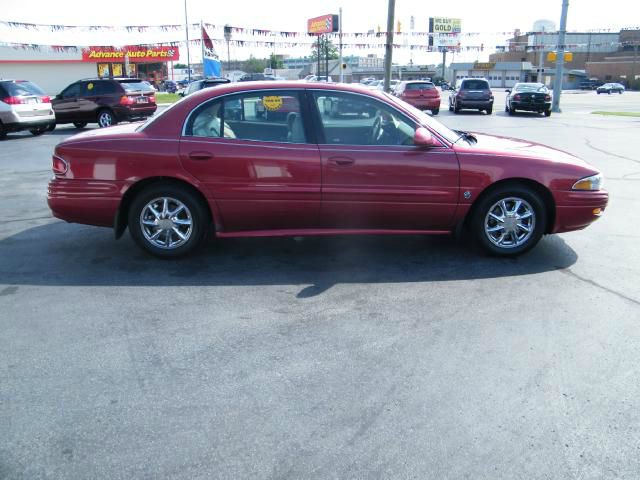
xmin=414 ymin=127 xmax=438 ymax=147
xmin=505 ymin=89 xmax=511 ymax=94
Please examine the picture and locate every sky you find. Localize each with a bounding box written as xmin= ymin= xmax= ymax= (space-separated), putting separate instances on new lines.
xmin=2 ymin=0 xmax=639 ymax=65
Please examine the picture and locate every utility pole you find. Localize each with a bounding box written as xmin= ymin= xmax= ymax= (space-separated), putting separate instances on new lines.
xmin=552 ymin=0 xmax=569 ymax=113
xmin=339 ymin=7 xmax=343 ymax=83
xmin=383 ymin=0 xmax=396 ymax=92
xmin=224 ymin=25 xmax=232 ymax=72
xmin=442 ymin=48 xmax=446 ymax=80
xmin=538 ymin=28 xmax=545 ymax=83
xmin=183 ymin=0 xmax=191 ymax=82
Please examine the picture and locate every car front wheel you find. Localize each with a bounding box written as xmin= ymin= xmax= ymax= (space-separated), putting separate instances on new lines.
xmin=470 ymin=186 xmax=547 ymax=257
xmin=128 ymin=184 xmax=210 ymax=258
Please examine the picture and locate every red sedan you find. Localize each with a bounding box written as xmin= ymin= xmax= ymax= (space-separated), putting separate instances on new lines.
xmin=48 ymin=81 xmax=607 ymax=258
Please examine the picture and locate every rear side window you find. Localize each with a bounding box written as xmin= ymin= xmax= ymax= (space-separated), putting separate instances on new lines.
xmin=89 ymin=81 xmax=120 ymax=95
xmin=119 ymin=81 xmax=155 ymax=93
xmin=461 ymin=80 xmax=489 ymax=90
xmin=186 ymin=90 xmax=307 ymax=144
xmin=2 ymin=81 xmax=45 ymax=96
xmin=406 ymin=82 xmax=435 ymax=90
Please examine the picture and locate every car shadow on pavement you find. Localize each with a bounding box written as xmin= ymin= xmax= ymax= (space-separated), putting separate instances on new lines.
xmin=0 ymin=221 xmax=578 ymax=297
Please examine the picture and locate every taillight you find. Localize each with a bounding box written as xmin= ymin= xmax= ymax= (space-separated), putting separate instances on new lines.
xmin=513 ymin=94 xmax=521 ymax=101
xmin=544 ymin=94 xmax=551 ymax=101
xmin=41 ymin=95 xmax=51 ymax=103
xmin=149 ymin=94 xmax=156 ymax=103
xmin=120 ymin=95 xmax=134 ymax=105
xmin=457 ymin=91 xmax=465 ymax=98
xmin=2 ymin=96 xmax=25 ymax=104
xmin=52 ymin=155 xmax=68 ymax=175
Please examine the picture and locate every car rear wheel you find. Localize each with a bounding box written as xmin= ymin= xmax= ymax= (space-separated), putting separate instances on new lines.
xmin=128 ymin=183 xmax=209 ymax=258
xmin=29 ymin=127 xmax=47 ymax=136
xmin=486 ymin=107 xmax=493 ymax=115
xmin=0 ymin=122 xmax=6 ymax=140
xmin=47 ymin=123 xmax=56 ymax=132
xmin=454 ymin=101 xmax=460 ymax=114
xmin=431 ymin=108 xmax=439 ymax=115
xmin=544 ymin=109 xmax=551 ymax=117
xmin=470 ymin=186 xmax=547 ymax=257
xmin=508 ymin=105 xmax=515 ymax=115
xmin=73 ymin=122 xmax=88 ymax=129
xmin=97 ymin=109 xmax=117 ymax=128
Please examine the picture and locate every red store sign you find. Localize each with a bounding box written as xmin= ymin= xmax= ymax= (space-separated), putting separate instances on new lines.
xmin=81 ymin=46 xmax=180 ymax=62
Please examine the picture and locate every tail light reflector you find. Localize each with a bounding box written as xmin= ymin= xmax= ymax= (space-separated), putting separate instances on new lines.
xmin=513 ymin=94 xmax=521 ymax=101
xmin=120 ymin=95 xmax=135 ymax=105
xmin=52 ymin=155 xmax=68 ymax=175
xmin=41 ymin=96 xmax=51 ymax=103
xmin=2 ymin=96 xmax=26 ymax=104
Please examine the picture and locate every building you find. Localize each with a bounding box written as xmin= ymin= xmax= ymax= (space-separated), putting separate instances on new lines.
xmin=0 ymin=45 xmax=180 ymax=95
xmin=585 ymin=29 xmax=640 ymax=87
xmin=450 ymin=61 xmax=535 ymax=88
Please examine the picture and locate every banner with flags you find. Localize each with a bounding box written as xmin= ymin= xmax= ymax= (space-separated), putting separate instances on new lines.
xmin=201 ymin=25 xmax=221 ymax=77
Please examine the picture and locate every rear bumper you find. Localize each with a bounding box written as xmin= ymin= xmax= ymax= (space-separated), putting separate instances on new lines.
xmin=511 ymin=101 xmax=551 ymax=111
xmin=404 ymin=98 xmax=441 ymax=110
xmin=552 ymin=190 xmax=609 ymax=233
xmin=113 ymin=105 xmax=157 ymax=121
xmin=458 ymin=100 xmax=493 ymax=109
xmin=48 ymin=177 xmax=123 ymax=227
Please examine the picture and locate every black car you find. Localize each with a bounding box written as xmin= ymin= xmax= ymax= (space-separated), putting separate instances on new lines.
xmin=162 ymin=80 xmax=177 ymax=93
xmin=505 ymin=83 xmax=552 ymax=117
xmin=597 ymin=83 xmax=625 ymax=94
xmin=449 ymin=78 xmax=494 ymax=114
xmin=52 ymin=78 xmax=157 ymax=128
xmin=180 ymin=78 xmax=231 ymax=97
xmin=238 ymin=73 xmax=276 ymax=82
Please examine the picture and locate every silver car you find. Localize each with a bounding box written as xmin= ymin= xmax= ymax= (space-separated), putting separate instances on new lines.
xmin=0 ymin=79 xmax=55 ymax=139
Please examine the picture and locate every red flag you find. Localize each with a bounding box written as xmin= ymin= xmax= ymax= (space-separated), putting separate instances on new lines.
xmin=202 ymin=26 xmax=214 ymax=51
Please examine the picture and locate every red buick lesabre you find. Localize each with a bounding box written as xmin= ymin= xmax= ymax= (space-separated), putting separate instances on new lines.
xmin=48 ymin=81 xmax=608 ymax=258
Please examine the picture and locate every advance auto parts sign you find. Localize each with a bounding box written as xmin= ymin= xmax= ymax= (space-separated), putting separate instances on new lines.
xmin=262 ymin=96 xmax=283 ymax=111
xmin=82 ymin=46 xmax=180 ymax=62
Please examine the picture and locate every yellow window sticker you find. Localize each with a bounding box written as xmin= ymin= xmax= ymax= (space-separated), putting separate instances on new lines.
xmin=262 ymin=96 xmax=283 ymax=111
xmin=87 ymin=82 xmax=94 ymax=90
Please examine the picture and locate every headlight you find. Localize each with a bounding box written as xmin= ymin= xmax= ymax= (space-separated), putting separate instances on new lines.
xmin=572 ymin=173 xmax=603 ymax=191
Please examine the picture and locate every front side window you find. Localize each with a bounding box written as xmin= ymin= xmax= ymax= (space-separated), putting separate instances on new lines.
xmin=186 ymin=90 xmax=307 ymax=144
xmin=61 ymin=83 xmax=81 ymax=99
xmin=312 ymin=91 xmax=415 ymax=146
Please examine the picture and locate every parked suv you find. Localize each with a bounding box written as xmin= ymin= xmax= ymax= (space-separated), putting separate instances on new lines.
xmin=52 ymin=78 xmax=157 ymax=129
xmin=0 ymin=79 xmax=55 ymax=139
xmin=449 ymin=78 xmax=494 ymax=114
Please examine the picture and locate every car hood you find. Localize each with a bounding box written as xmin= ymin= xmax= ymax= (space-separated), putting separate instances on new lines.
xmin=454 ymin=132 xmax=592 ymax=168
xmin=61 ymin=122 xmax=144 ymax=144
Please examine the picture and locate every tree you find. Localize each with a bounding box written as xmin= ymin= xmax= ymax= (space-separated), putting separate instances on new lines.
xmin=244 ymin=55 xmax=268 ymax=73
xmin=310 ymin=37 xmax=339 ymax=61
xmin=173 ymin=63 xmax=188 ymax=69
xmin=269 ymin=54 xmax=284 ymax=69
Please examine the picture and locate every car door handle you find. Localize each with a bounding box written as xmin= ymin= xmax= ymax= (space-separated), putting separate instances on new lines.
xmin=188 ymin=151 xmax=213 ymax=161
xmin=329 ymin=156 xmax=355 ymax=166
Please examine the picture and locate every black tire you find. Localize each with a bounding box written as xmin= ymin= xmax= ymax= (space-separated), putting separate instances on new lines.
xmin=97 ymin=109 xmax=117 ymax=128
xmin=448 ymin=102 xmax=454 ymax=112
xmin=486 ymin=107 xmax=493 ymax=115
xmin=508 ymin=105 xmax=515 ymax=116
xmin=607 ymin=91 xmax=611 ymax=95
xmin=431 ymin=108 xmax=439 ymax=115
xmin=454 ymin=101 xmax=461 ymax=114
xmin=47 ymin=123 xmax=56 ymax=132
xmin=469 ymin=185 xmax=547 ymax=257
xmin=619 ymin=90 xmax=623 ymax=94
xmin=505 ymin=104 xmax=509 ymax=113
xmin=544 ymin=109 xmax=551 ymax=117
xmin=128 ymin=183 xmax=210 ymax=258
xmin=0 ymin=122 xmax=6 ymax=140
xmin=29 ymin=127 xmax=47 ymax=136
xmin=73 ymin=122 xmax=88 ymax=129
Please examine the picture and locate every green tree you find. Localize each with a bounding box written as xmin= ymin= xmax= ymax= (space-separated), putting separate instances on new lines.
xmin=310 ymin=37 xmax=339 ymax=61
xmin=269 ymin=53 xmax=284 ymax=69
xmin=173 ymin=63 xmax=188 ymax=69
xmin=243 ymin=55 xmax=268 ymax=73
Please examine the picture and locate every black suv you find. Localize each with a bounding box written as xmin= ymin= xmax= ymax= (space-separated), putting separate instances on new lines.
xmin=52 ymin=78 xmax=157 ymax=129
xmin=180 ymin=78 xmax=230 ymax=97
xmin=449 ymin=78 xmax=494 ymax=114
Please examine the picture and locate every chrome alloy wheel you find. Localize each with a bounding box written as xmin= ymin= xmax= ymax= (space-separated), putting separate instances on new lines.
xmin=139 ymin=197 xmax=193 ymax=249
xmin=484 ymin=197 xmax=535 ymax=249
xmin=98 ymin=111 xmax=114 ymax=128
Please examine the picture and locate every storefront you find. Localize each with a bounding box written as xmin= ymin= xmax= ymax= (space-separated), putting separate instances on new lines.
xmin=0 ymin=45 xmax=179 ymax=95
xmin=449 ymin=61 xmax=534 ymax=88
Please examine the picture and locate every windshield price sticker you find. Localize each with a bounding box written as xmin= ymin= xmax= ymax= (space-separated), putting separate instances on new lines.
xmin=262 ymin=96 xmax=283 ymax=111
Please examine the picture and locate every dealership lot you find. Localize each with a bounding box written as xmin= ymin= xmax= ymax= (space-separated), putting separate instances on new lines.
xmin=1 ymin=90 xmax=639 ymax=479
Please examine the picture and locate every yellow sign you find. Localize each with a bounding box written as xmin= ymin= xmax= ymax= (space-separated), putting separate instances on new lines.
xmin=547 ymin=51 xmax=557 ymax=62
xmin=431 ymin=17 xmax=462 ymax=33
xmin=262 ymin=96 xmax=283 ymax=111
xmin=564 ymin=52 xmax=573 ymax=62
xmin=97 ymin=64 xmax=109 ymax=77
xmin=473 ymin=62 xmax=496 ymax=70
xmin=87 ymin=82 xmax=94 ymax=90
xmin=112 ymin=63 xmax=123 ymax=76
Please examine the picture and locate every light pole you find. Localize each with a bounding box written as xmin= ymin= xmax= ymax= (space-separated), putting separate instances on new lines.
xmin=224 ymin=25 xmax=232 ymax=73
xmin=383 ymin=0 xmax=396 ymax=92
xmin=183 ymin=0 xmax=191 ymax=82
xmin=552 ymin=0 xmax=569 ymax=113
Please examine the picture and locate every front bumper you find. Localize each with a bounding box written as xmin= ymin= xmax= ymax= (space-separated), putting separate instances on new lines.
xmin=405 ymin=98 xmax=441 ymax=110
xmin=552 ymin=190 xmax=609 ymax=233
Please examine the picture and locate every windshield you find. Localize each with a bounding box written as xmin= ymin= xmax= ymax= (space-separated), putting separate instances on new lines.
xmin=120 ymin=81 xmax=155 ymax=93
xmin=384 ymin=93 xmax=459 ymax=144
xmin=515 ymin=83 xmax=547 ymax=92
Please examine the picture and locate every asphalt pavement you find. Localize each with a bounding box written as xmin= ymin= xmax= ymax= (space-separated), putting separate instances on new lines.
xmin=1 ymin=90 xmax=639 ymax=479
